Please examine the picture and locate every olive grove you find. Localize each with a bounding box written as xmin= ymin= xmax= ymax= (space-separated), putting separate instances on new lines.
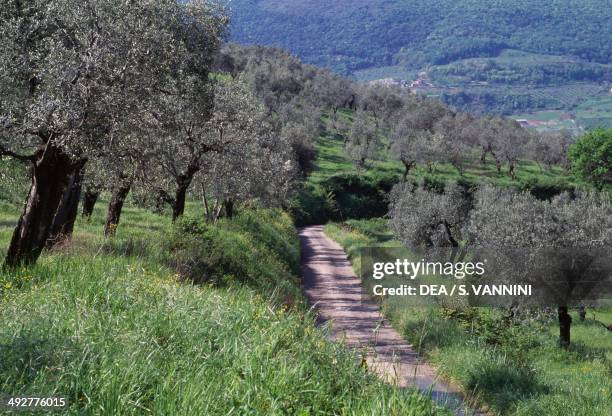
xmin=390 ymin=182 xmax=611 ymax=347
xmin=0 ymin=1 xmax=297 ymax=266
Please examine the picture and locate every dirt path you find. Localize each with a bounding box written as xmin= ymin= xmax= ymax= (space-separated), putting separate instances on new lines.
xmin=299 ymin=225 xmax=482 ymax=415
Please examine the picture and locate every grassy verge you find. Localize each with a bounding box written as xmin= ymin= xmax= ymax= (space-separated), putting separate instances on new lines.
xmin=325 ymin=219 xmax=611 ymax=416
xmin=0 ymin=201 xmax=449 ymax=415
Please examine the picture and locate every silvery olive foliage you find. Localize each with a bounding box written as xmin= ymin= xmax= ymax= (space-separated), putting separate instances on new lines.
xmin=274 ymin=98 xmax=321 ymax=176
xmin=345 ymin=112 xmax=380 ymax=168
xmin=214 ymin=44 xmax=351 ymax=179
xmin=433 ymin=113 xmax=475 ymax=173
xmin=466 ymin=186 xmax=611 ymax=310
xmin=391 ymin=117 xmax=445 ymax=176
xmin=391 ymin=182 xmax=611 ymax=311
xmin=495 ymin=120 xmax=530 ymax=179
xmin=392 ymin=182 xmax=611 ymax=251
xmin=0 ymin=0 xmax=233 ymax=264
xmin=194 ymin=131 xmax=295 ymax=213
xmin=0 ymin=0 xmax=224 ymax=162
xmin=389 ymin=181 xmax=471 ymax=248
xmin=467 ymin=185 xmax=611 ymax=249
xmin=223 ymin=45 xmax=355 ymax=117
xmin=463 ymin=116 xmax=505 ymax=165
xmin=464 ymin=116 xmax=531 ymax=174
xmin=528 ymin=130 xmax=573 ymax=171
xmin=358 ymin=85 xmax=419 ymax=129
xmin=135 ymin=79 xmax=296 ymax=214
xmin=388 ymin=96 xmax=469 ymax=176
xmin=191 ymin=81 xmax=297 ymax=209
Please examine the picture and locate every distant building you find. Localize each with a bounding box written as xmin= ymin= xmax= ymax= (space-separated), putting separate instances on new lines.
xmin=368 ymin=78 xmax=408 ymax=88
xmin=516 ymin=119 xmax=530 ymax=127
xmin=409 ymin=72 xmax=433 ymax=89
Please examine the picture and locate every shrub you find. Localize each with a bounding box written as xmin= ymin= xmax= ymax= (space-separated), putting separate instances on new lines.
xmin=568 ymin=128 xmax=612 ymax=189
xmin=167 ymin=210 xmax=302 ymax=306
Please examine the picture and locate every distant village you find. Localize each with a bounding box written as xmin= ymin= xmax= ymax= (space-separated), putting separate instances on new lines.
xmin=368 ymin=72 xmax=591 ymax=134
xmin=368 ymin=71 xmax=434 ymax=90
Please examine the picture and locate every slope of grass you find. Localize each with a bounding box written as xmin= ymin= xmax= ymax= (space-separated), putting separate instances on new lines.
xmin=291 ymin=111 xmax=576 ymax=225
xmin=314 ymin=113 xmax=573 ymax=188
xmin=0 ymin=201 xmax=448 ymax=415
xmin=325 ymin=219 xmax=612 ymax=416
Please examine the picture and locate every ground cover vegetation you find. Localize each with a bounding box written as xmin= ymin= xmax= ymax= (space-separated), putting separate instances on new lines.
xmin=325 ymin=219 xmax=611 ymax=416
xmin=1 ymin=1 xmax=610 ymax=414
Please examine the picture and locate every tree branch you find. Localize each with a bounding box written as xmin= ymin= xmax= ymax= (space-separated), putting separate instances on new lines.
xmin=0 ymin=144 xmax=36 ymax=163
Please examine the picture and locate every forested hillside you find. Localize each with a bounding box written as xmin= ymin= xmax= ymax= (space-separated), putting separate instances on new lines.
xmin=228 ymin=0 xmax=612 ymax=124
xmin=229 ymin=0 xmax=611 ymax=71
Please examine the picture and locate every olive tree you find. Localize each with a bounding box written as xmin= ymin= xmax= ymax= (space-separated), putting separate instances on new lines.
xmin=1 ymin=0 xmax=219 ymax=265
xmin=495 ymin=120 xmax=529 ymax=179
xmin=467 ymin=186 xmax=611 ymax=347
xmin=465 ymin=116 xmax=505 ymax=170
xmin=390 ymin=125 xmax=445 ymax=179
xmin=195 ymin=128 xmax=296 ymax=221
xmin=388 ymin=97 xmax=453 ymax=177
xmin=149 ymin=80 xmax=271 ymax=221
xmin=358 ymin=85 xmax=417 ymax=130
xmin=529 ymin=130 xmax=573 ymax=172
xmin=389 ymin=181 xmax=471 ymax=248
xmin=434 ymin=113 xmax=475 ymax=174
xmin=274 ymin=98 xmax=321 ymax=177
xmin=345 ymin=112 xmax=380 ymax=168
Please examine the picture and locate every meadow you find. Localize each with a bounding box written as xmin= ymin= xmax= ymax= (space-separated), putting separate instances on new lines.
xmin=0 ymin=200 xmax=448 ymax=415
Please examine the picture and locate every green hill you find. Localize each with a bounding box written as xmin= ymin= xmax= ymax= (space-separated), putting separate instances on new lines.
xmin=228 ymin=0 xmax=612 ymax=123
xmin=229 ymin=0 xmax=611 ymax=71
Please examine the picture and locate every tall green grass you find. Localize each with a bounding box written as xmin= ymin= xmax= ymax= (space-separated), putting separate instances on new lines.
xmin=326 ymin=220 xmax=612 ymax=416
xmin=0 ymin=201 xmax=448 ymax=415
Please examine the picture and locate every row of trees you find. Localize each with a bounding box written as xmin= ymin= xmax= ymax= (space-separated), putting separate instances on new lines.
xmin=389 ymin=181 xmax=611 ymax=347
xmin=341 ymin=84 xmax=573 ymax=179
xmin=0 ymin=1 xmax=302 ymax=267
xmin=214 ymin=46 xmax=578 ymax=185
xmin=0 ymin=7 xmax=377 ymax=269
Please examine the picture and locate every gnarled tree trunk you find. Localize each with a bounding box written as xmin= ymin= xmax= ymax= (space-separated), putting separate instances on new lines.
xmin=401 ymin=159 xmax=415 ymax=181
xmin=480 ymin=147 xmax=487 ymax=164
xmin=5 ymin=144 xmax=75 ymax=267
xmin=224 ymin=198 xmax=234 ymax=219
xmin=578 ymin=306 xmax=586 ymax=322
xmin=104 ymin=182 xmax=131 ymax=237
xmin=558 ymin=305 xmax=572 ymax=348
xmin=508 ymin=162 xmax=517 ymax=180
xmin=172 ymin=178 xmax=190 ymax=222
xmin=494 ymin=158 xmax=502 ymax=174
xmin=171 ymin=159 xmax=201 ymax=222
xmin=47 ymin=161 xmax=86 ymax=247
xmin=82 ymin=188 xmax=100 ymax=219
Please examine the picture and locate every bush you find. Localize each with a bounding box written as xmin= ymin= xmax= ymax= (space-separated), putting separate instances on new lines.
xmin=568 ymin=128 xmax=612 ymax=189
xmin=518 ymin=176 xmax=575 ymax=200
xmin=167 ymin=209 xmax=302 ymax=306
xmin=290 ymin=173 xmax=399 ymax=225
xmin=288 ymin=183 xmax=329 ymax=226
